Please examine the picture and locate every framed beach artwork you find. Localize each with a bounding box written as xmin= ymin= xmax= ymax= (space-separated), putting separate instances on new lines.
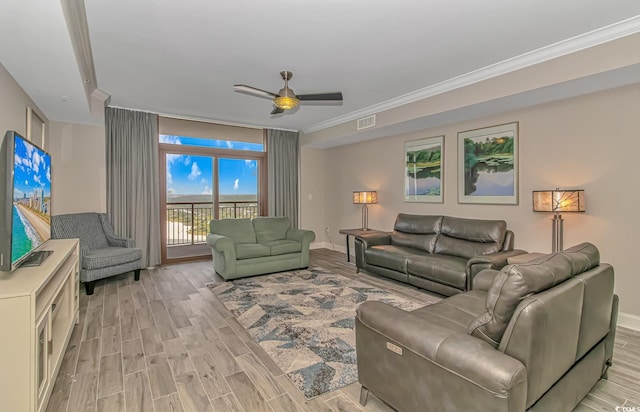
xmin=458 ymin=122 xmax=518 ymax=205
xmin=404 ymin=135 xmax=443 ymax=203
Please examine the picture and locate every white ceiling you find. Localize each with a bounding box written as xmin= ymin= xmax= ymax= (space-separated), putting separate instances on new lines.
xmin=1 ymin=1 xmax=640 ymax=139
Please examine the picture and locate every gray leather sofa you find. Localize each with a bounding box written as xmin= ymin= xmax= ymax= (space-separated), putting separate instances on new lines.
xmin=354 ymin=214 xmax=525 ymax=296
xmin=355 ymin=243 xmax=618 ymax=412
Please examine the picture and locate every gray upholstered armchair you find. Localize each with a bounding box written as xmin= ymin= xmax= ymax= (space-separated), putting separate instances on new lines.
xmin=51 ymin=212 xmax=143 ymax=295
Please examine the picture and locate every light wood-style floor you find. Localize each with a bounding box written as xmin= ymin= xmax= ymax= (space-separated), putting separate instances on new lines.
xmin=45 ymin=248 xmax=639 ymax=412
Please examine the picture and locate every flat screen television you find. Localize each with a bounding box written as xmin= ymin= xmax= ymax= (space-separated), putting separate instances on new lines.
xmin=0 ymin=131 xmax=52 ymax=272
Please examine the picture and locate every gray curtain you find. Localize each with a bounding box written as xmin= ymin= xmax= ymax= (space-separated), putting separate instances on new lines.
xmin=105 ymin=107 xmax=161 ymax=267
xmin=267 ymin=129 xmax=299 ymax=228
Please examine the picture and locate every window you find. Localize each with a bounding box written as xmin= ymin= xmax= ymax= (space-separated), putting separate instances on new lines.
xmin=158 ymin=117 xmax=266 ymax=263
xmin=159 ymin=134 xmax=264 ymax=151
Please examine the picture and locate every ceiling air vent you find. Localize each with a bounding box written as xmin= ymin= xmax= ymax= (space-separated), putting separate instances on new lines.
xmin=357 ymin=114 xmax=376 ymax=130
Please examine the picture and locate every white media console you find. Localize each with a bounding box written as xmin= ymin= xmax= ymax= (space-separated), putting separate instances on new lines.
xmin=0 ymin=239 xmax=80 ymax=412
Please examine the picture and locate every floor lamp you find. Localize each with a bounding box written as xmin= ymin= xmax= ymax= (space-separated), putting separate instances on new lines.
xmin=533 ymin=189 xmax=585 ymax=253
xmin=353 ymin=191 xmax=378 ymax=230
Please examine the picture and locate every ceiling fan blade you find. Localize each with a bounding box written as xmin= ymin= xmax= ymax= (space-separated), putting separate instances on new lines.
xmin=297 ymin=92 xmax=343 ymax=101
xmin=271 ymin=106 xmax=284 ymax=115
xmin=233 ymin=84 xmax=278 ymax=99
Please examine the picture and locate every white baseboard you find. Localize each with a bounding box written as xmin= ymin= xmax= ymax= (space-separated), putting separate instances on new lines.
xmin=618 ymin=312 xmax=640 ymax=331
xmin=310 ymin=241 xmax=347 ymax=253
xmin=310 ymin=242 xmax=352 ymax=259
xmin=310 ymin=241 xmax=330 ymax=250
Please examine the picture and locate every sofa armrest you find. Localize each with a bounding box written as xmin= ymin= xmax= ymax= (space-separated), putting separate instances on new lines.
xmin=287 ymin=228 xmax=315 ymax=267
xmin=78 ymin=243 xmax=90 ymax=269
xmin=99 ymin=213 xmax=135 ymax=248
xmin=207 ymin=234 xmax=238 ymax=278
xmin=473 ymin=269 xmax=500 ymax=291
xmin=206 ymin=234 xmax=236 ymax=259
xmin=466 ymin=249 xmax=527 ymax=282
xmin=502 ymin=230 xmax=515 ymax=251
xmin=286 ymin=228 xmax=316 ymax=246
xmin=604 ymin=294 xmax=619 ymax=378
xmin=354 ymin=232 xmax=391 ymax=271
xmin=356 ymin=301 xmax=527 ymax=399
xmin=355 ymin=231 xmax=391 ymax=249
xmin=106 ymin=234 xmax=135 ymax=248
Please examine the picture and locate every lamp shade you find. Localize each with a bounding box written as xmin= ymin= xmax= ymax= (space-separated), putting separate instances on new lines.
xmin=532 ymin=189 xmax=585 ymax=213
xmin=353 ymin=191 xmax=378 ymax=204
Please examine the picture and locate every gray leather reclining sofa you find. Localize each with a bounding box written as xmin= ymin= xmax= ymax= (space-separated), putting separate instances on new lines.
xmin=354 ymin=214 xmax=525 ymax=296
xmin=356 ymin=242 xmax=618 ymax=412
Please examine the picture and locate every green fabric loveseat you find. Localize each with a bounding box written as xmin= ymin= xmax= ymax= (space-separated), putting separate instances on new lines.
xmin=206 ymin=217 xmax=316 ymax=280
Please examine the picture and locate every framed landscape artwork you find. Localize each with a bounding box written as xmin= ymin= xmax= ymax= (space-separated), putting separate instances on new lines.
xmin=458 ymin=122 xmax=518 ymax=205
xmin=405 ymin=136 xmax=443 ymax=203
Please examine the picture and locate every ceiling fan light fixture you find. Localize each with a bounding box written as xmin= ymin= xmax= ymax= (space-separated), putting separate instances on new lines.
xmin=274 ymin=95 xmax=299 ymax=110
xmin=235 ymin=70 xmax=342 ymax=114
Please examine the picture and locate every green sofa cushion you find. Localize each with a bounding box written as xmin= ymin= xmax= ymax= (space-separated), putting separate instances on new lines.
xmin=253 ymin=217 xmax=291 ymax=242
xmin=210 ymin=218 xmax=257 ymax=244
xmin=235 ymin=243 xmax=270 ymax=259
xmin=262 ymin=240 xmax=302 ymax=256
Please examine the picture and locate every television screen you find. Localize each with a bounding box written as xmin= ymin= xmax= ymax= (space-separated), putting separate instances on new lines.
xmin=0 ymin=131 xmax=52 ymax=271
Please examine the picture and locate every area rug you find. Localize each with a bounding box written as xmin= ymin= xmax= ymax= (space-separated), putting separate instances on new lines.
xmin=209 ymin=267 xmax=426 ymax=398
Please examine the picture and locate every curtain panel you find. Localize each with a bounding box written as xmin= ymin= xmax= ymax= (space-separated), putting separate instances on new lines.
xmin=105 ymin=107 xmax=161 ymax=267
xmin=267 ymin=129 xmax=299 ymax=228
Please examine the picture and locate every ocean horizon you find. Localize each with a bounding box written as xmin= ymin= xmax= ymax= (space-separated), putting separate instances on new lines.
xmin=167 ymin=193 xmax=258 ymax=203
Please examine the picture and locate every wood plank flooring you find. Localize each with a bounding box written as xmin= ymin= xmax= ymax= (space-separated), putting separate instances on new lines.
xmin=45 ymin=248 xmax=639 ymax=412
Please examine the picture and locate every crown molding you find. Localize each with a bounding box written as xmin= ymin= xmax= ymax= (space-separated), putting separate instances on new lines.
xmin=157 ymin=112 xmax=298 ymax=133
xmin=108 ymin=105 xmax=299 ymax=133
xmin=302 ymin=15 xmax=640 ymax=135
xmin=89 ymin=88 xmax=110 ymax=118
xmin=60 ymin=0 xmax=99 ymax=102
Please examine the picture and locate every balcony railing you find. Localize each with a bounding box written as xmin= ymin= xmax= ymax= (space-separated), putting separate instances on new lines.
xmin=166 ymin=201 xmax=259 ymax=246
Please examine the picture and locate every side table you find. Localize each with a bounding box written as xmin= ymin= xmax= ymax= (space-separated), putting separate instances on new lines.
xmin=338 ymin=228 xmax=383 ymax=263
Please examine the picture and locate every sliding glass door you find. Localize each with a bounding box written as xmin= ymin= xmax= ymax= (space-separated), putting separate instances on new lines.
xmin=218 ymin=158 xmax=259 ymax=219
xmin=164 ymin=153 xmax=215 ymax=260
xmin=160 ymin=143 xmax=265 ymax=263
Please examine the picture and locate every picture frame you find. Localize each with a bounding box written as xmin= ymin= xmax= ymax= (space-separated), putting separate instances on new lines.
xmin=404 ymin=135 xmax=444 ymax=203
xmin=458 ymin=122 xmax=518 ymax=205
xmin=26 ymin=107 xmax=46 ymax=148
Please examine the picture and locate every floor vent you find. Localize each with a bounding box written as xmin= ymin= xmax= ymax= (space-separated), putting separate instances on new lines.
xmin=357 ymin=114 xmax=376 ymax=130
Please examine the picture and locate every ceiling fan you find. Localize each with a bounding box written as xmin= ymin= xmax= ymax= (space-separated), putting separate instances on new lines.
xmin=234 ymin=71 xmax=343 ymax=115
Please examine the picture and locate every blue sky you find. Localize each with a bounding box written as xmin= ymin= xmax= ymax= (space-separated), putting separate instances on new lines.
xmin=13 ymin=135 xmax=51 ymax=200
xmin=162 ymin=135 xmax=259 ymax=196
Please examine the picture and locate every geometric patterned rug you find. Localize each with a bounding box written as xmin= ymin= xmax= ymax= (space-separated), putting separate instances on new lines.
xmin=209 ymin=267 xmax=426 ymax=398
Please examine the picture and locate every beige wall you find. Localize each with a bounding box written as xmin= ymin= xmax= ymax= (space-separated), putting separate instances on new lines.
xmin=0 ymin=63 xmax=105 ymax=216
xmin=301 ymin=83 xmax=640 ymax=318
xmin=0 ymin=63 xmax=48 ymax=148
xmin=300 ymin=147 xmax=328 ymax=246
xmin=48 ymin=121 xmax=107 ymax=214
